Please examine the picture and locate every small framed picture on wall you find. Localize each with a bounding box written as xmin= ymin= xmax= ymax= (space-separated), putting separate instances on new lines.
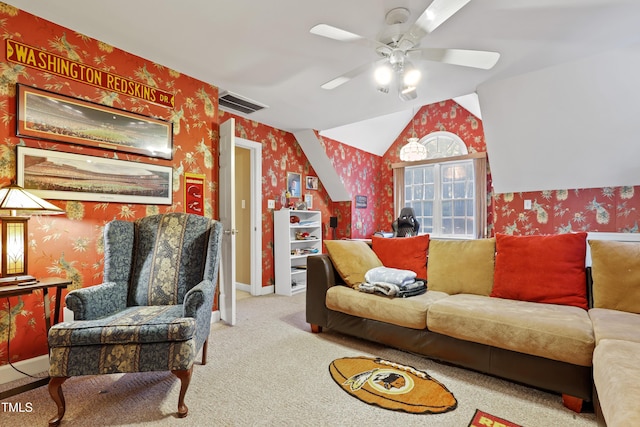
xmin=287 ymin=172 xmax=301 ymax=197
xmin=305 ymin=176 xmax=318 ymax=190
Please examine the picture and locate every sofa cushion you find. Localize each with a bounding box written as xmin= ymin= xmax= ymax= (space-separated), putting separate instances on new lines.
xmin=427 ymin=238 xmax=495 ymax=296
xmin=371 ymin=234 xmax=429 ymax=279
xmin=593 ymin=339 xmax=640 ymax=427
xmin=326 ymin=286 xmax=449 ymax=330
xmin=589 ymin=239 xmax=640 ymax=313
xmin=48 ymin=305 xmax=194 ymax=347
xmin=491 ymin=233 xmax=588 ymax=310
xmin=324 ymin=240 xmax=382 ymax=288
xmin=427 ymin=294 xmax=594 ymax=366
xmin=589 ymin=307 xmax=640 ymax=345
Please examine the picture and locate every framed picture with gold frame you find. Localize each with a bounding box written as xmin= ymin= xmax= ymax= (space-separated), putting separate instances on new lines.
xmin=16 ymin=146 xmax=173 ymax=205
xmin=16 ymin=84 xmax=173 ymax=159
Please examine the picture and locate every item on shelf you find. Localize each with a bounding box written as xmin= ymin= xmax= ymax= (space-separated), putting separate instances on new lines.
xmin=290 ymin=215 xmax=300 ymax=224
xmin=295 ymin=231 xmax=310 ymax=240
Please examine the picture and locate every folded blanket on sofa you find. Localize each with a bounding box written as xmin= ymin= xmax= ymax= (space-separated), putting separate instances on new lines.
xmin=364 ymin=266 xmax=417 ymax=287
xmin=357 ymin=280 xmax=426 ymax=297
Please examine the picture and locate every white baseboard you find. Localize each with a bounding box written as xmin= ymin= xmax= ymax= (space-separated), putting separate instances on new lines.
xmin=0 ymin=355 xmax=49 ymax=385
xmin=236 ymin=282 xmax=251 ymax=293
xmin=260 ymin=285 xmax=274 ymax=295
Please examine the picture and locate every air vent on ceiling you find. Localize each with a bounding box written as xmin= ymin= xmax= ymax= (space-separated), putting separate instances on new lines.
xmin=219 ymin=91 xmax=268 ymax=114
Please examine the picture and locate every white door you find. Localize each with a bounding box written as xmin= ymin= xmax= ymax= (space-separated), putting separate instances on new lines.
xmin=219 ymin=118 xmax=236 ymax=325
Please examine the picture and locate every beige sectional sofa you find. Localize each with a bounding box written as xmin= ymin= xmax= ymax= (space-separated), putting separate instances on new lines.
xmin=306 ymin=233 xmax=640 ymax=425
xmin=588 ymin=240 xmax=640 ymax=426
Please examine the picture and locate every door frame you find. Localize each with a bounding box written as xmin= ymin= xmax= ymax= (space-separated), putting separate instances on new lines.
xmin=235 ymin=137 xmax=263 ymax=296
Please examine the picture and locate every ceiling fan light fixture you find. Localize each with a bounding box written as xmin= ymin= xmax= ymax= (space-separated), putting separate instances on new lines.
xmin=398 ymin=75 xmax=418 ymax=101
xmin=403 ymin=67 xmax=421 ymax=87
xmin=398 ymin=87 xmax=417 ymax=101
xmin=400 ymin=84 xmax=416 ymax=95
xmin=374 ymin=64 xmax=393 ymax=85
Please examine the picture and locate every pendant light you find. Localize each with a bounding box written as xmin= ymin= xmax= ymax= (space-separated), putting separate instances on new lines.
xmin=399 ymin=107 xmax=427 ymax=162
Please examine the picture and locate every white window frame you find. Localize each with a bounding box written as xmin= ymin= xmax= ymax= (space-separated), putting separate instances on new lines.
xmin=404 ymin=159 xmax=476 ymax=238
xmin=393 ymin=152 xmax=487 ymax=239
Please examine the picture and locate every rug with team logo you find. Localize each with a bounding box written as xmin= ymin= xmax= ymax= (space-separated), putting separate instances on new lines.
xmin=328 ymin=356 xmax=457 ymax=414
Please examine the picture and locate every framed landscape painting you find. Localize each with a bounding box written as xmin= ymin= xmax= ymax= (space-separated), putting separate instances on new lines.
xmin=16 ymin=146 xmax=173 ymax=205
xmin=16 ymin=84 xmax=173 ymax=159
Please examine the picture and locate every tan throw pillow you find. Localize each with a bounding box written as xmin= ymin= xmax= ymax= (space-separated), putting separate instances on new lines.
xmin=324 ymin=240 xmax=382 ymax=288
xmin=589 ymin=240 xmax=640 ymax=313
xmin=427 ymin=238 xmax=496 ymax=296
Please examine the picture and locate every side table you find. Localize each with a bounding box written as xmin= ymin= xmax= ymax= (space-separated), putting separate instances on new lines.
xmin=0 ymin=277 xmax=72 ymax=400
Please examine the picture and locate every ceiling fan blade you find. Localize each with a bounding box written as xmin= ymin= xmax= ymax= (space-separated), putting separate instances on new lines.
xmin=310 ymin=24 xmax=389 ymax=52
xmin=411 ymin=48 xmax=500 ymax=70
xmin=399 ymin=0 xmax=471 ymax=49
xmin=319 ymin=62 xmax=375 ymax=90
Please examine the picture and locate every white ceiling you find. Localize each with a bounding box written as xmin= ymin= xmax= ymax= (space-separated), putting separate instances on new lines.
xmin=6 ymin=0 xmax=640 ymax=158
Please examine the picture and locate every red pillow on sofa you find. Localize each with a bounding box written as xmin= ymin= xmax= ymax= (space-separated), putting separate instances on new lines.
xmin=371 ymin=234 xmax=429 ymax=279
xmin=491 ymin=232 xmax=588 ymax=309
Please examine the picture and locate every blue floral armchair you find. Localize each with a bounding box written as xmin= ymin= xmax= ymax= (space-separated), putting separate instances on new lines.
xmin=47 ymin=213 xmax=223 ymax=426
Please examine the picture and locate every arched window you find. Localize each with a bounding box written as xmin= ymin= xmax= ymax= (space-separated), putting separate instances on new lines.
xmin=419 ymin=131 xmax=468 ymax=159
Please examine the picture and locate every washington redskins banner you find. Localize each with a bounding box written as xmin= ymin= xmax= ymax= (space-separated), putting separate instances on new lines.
xmin=6 ymin=39 xmax=175 ymax=108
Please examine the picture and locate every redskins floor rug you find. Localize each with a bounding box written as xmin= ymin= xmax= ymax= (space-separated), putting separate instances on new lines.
xmin=468 ymin=409 xmax=523 ymax=427
xmin=329 ymin=356 xmax=457 ymax=414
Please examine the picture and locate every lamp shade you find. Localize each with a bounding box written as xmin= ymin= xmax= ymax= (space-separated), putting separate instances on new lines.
xmin=399 ymin=137 xmax=427 ymax=162
xmin=0 ymin=183 xmax=64 ymax=215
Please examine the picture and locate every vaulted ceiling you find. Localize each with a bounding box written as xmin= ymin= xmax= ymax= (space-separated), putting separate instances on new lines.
xmin=7 ymin=0 xmax=640 ymax=192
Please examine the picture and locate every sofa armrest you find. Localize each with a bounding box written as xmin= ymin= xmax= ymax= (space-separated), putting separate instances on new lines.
xmin=65 ymin=281 xmax=128 ymax=321
xmin=306 ymin=254 xmax=341 ymax=329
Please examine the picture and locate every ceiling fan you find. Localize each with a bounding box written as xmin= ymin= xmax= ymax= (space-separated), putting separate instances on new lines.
xmin=310 ymin=0 xmax=500 ymax=101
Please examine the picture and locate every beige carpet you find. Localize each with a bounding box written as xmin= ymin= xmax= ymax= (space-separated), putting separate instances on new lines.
xmin=1 ymin=292 xmax=597 ymax=426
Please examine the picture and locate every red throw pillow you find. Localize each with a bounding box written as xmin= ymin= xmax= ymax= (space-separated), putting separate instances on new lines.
xmin=371 ymin=234 xmax=429 ymax=279
xmin=491 ymin=233 xmax=588 ymax=309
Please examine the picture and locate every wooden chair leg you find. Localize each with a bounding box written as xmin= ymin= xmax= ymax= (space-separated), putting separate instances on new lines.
xmin=48 ymin=377 xmax=68 ymax=427
xmin=173 ymin=367 xmax=193 ymax=418
xmin=201 ymin=339 xmax=208 ymax=365
xmin=310 ymin=324 xmax=322 ymax=333
xmin=562 ymin=394 xmax=583 ymax=413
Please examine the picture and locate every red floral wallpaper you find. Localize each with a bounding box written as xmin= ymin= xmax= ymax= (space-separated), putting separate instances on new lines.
xmin=0 ymin=5 xmax=218 ymax=364
xmin=493 ymin=187 xmax=640 ymax=234
xmin=316 ymin=135 xmax=383 ymax=239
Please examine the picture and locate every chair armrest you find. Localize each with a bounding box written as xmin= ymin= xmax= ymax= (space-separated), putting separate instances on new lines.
xmin=183 ymin=279 xmax=215 ymax=348
xmin=65 ymin=281 xmax=128 ymax=320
